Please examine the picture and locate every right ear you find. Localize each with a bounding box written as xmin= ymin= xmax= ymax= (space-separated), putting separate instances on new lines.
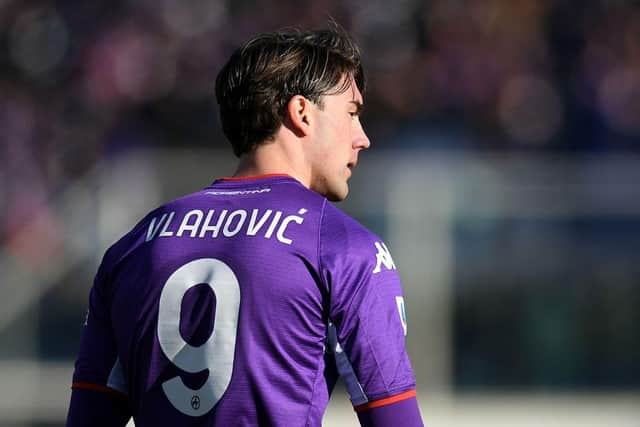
xmin=284 ymin=95 xmax=313 ymax=137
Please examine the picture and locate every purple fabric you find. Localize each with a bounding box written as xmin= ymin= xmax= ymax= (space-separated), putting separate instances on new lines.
xmin=357 ymin=396 xmax=424 ymax=427
xmin=70 ymin=176 xmax=418 ymax=426
xmin=67 ymin=388 xmax=130 ymax=427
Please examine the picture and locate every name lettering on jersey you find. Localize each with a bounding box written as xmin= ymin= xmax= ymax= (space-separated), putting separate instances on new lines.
xmin=145 ymin=211 xmax=177 ymax=239
xmin=146 ymin=208 xmax=308 ymax=245
xmin=372 ymin=241 xmax=396 ymax=273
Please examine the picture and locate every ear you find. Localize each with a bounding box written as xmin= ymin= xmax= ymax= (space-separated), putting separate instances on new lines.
xmin=283 ymin=95 xmax=313 ymax=137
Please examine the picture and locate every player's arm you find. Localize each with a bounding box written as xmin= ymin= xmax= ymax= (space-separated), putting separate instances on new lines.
xmin=67 ymin=386 xmax=130 ymax=427
xmin=320 ymin=207 xmax=424 ymax=426
xmin=355 ymin=390 xmax=423 ymax=427
xmin=67 ymin=260 xmax=132 ymax=426
xmin=327 ymin=317 xmax=423 ymax=427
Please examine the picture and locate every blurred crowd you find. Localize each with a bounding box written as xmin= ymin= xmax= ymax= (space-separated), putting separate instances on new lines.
xmin=1 ymin=2 xmax=640 ymax=400
xmin=1 ymin=0 xmax=640 ymax=253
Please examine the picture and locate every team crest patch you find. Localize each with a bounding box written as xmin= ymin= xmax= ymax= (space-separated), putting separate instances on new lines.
xmin=395 ymin=296 xmax=407 ymax=336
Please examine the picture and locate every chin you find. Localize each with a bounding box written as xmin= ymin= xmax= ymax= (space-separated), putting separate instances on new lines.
xmin=310 ymin=177 xmax=349 ymax=201
xmin=326 ymin=186 xmax=349 ymax=202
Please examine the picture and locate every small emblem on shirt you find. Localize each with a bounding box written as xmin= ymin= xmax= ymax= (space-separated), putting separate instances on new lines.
xmin=191 ymin=395 xmax=200 ymax=410
xmin=205 ymin=188 xmax=271 ymax=196
xmin=396 ymin=296 xmax=408 ymax=336
xmin=372 ymin=241 xmax=396 ymax=273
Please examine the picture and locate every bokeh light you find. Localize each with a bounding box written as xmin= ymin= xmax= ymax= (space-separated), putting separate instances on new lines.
xmin=8 ymin=7 xmax=69 ymax=81
xmin=498 ymin=75 xmax=564 ymax=145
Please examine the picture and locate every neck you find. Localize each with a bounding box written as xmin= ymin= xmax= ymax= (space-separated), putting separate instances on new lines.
xmin=233 ymin=135 xmax=311 ymax=187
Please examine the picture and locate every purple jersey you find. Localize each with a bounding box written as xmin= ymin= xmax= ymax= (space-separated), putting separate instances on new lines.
xmin=72 ymin=175 xmax=416 ymax=426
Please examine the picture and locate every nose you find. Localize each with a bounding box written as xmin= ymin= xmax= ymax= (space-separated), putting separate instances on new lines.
xmin=357 ymin=132 xmax=371 ymax=150
xmin=353 ymin=120 xmax=371 ymax=150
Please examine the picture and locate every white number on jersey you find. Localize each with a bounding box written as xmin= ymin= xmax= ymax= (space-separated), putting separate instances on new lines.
xmin=157 ymin=258 xmax=240 ymax=416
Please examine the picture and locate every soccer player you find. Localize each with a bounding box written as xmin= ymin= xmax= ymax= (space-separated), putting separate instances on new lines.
xmin=67 ymin=26 xmax=424 ymax=427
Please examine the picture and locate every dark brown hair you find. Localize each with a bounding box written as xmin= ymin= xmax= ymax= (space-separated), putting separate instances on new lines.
xmin=215 ymin=26 xmax=365 ymax=157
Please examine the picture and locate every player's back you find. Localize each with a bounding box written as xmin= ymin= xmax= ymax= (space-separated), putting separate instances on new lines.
xmin=92 ymin=175 xmax=331 ymax=426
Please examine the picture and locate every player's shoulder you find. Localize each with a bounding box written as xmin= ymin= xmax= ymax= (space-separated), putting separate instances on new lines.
xmin=321 ymin=202 xmax=379 ymax=240
xmin=319 ymin=203 xmax=399 ymax=281
xmin=320 ymin=202 xmax=384 ymax=257
xmin=99 ymin=190 xmax=205 ymax=271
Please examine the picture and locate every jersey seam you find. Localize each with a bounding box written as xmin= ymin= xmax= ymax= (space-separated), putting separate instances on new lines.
xmin=317 ymin=198 xmax=328 ymax=281
xmin=302 ymin=197 xmax=328 ymax=427
xmin=302 ymin=343 xmax=328 ymax=427
xmin=363 ymin=302 xmax=391 ymax=392
xmin=341 ymin=260 xmax=393 ymax=394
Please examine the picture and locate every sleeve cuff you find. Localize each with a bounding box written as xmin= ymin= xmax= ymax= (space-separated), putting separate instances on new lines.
xmin=71 ymin=382 xmax=128 ymax=399
xmin=354 ymin=389 xmax=417 ymax=412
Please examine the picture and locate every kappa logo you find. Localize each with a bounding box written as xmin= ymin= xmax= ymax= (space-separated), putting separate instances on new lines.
xmin=372 ymin=241 xmax=396 ymax=274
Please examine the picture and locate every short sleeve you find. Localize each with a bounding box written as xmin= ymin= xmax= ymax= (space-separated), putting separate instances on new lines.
xmin=72 ymin=257 xmax=127 ymax=396
xmin=319 ymin=204 xmax=416 ymax=406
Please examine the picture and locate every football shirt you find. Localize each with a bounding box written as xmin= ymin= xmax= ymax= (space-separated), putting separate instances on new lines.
xmin=72 ymin=175 xmax=416 ymax=426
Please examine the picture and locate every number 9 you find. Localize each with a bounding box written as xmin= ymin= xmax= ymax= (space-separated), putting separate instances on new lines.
xmin=157 ymin=258 xmax=240 ymax=416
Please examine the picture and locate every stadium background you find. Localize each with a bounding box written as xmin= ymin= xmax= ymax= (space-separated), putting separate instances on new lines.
xmin=1 ymin=0 xmax=639 ymax=425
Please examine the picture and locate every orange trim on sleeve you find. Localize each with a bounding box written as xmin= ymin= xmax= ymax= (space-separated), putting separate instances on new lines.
xmin=72 ymin=382 xmax=127 ymax=399
xmin=354 ymin=389 xmax=417 ymax=412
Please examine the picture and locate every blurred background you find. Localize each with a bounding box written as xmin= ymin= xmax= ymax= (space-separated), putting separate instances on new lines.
xmin=1 ymin=0 xmax=639 ymax=425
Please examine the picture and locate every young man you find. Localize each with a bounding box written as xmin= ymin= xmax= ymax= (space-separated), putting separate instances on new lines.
xmin=67 ymin=26 xmax=423 ymax=427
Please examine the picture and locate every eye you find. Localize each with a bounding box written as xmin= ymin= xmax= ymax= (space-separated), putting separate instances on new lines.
xmin=349 ymin=112 xmax=358 ymax=118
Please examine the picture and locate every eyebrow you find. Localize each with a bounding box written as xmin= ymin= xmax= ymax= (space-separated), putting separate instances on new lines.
xmin=349 ymin=100 xmax=364 ymax=115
